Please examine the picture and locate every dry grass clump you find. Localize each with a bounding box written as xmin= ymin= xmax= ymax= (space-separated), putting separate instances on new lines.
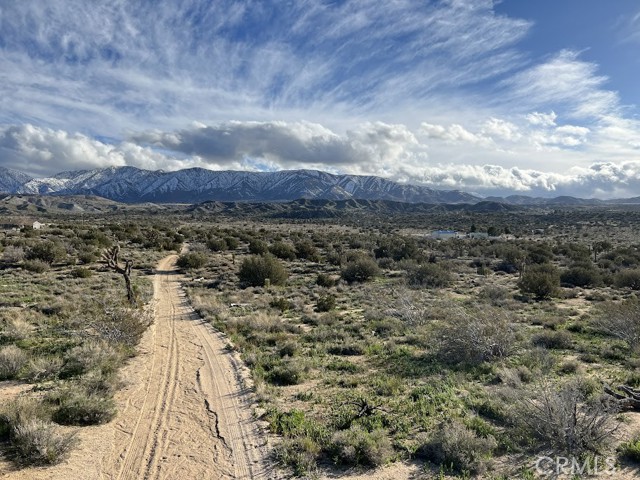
xmin=0 ymin=345 xmax=28 ymax=380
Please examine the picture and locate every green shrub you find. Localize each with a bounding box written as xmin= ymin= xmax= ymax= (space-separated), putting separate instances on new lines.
xmin=248 ymin=239 xmax=269 ymax=254
xmin=176 ymin=252 xmax=207 ymax=270
xmin=274 ymin=436 xmax=320 ymax=476
xmin=269 ymin=242 xmax=297 ymax=260
xmin=561 ymin=265 xmax=602 ymax=288
xmin=206 ymin=237 xmax=228 ymax=252
xmin=266 ymin=361 xmax=306 ymax=386
xmin=294 ymin=240 xmax=320 ymax=261
xmin=518 ymin=264 xmax=560 ymax=300
xmin=238 ymin=254 xmax=288 ymax=287
xmin=407 ymin=263 xmax=452 ymax=288
xmin=70 ymin=267 xmax=93 ymax=278
xmin=531 ymin=330 xmax=573 ymax=350
xmin=329 ymin=425 xmax=393 ymax=467
xmin=614 ymin=269 xmax=640 ymax=290
xmin=25 ymin=241 xmax=66 ymax=265
xmin=50 ymin=384 xmax=117 ymax=426
xmin=341 ymin=257 xmax=380 ymax=283
xmin=224 ymin=236 xmax=239 ymax=250
xmin=418 ymin=422 xmax=496 ymax=474
xmin=315 ymin=294 xmax=336 ymax=312
xmin=618 ymin=434 xmax=640 ymax=463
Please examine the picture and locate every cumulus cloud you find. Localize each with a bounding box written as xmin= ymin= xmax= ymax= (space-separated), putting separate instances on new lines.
xmin=0 ymin=124 xmax=215 ymax=176
xmin=131 ymin=121 xmax=420 ymax=169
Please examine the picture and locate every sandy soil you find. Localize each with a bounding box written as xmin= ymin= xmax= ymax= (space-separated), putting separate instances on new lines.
xmin=0 ymin=254 xmax=275 ymax=479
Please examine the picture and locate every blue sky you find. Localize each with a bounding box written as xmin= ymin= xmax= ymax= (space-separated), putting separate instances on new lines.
xmin=1 ymin=0 xmax=640 ymax=197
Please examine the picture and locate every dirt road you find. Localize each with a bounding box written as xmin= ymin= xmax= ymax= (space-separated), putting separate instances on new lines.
xmin=0 ymin=254 xmax=273 ymax=479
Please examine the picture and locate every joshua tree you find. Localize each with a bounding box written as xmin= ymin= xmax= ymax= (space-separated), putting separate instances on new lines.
xmin=102 ymin=245 xmax=135 ymax=305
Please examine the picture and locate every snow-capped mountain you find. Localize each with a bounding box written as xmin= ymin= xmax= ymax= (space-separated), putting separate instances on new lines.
xmin=1 ymin=166 xmax=479 ymax=204
xmin=0 ymin=167 xmax=33 ymax=193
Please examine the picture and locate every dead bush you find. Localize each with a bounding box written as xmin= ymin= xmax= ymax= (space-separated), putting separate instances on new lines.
xmin=515 ymin=379 xmax=619 ymax=456
xmin=435 ymin=306 xmax=516 ymax=364
xmin=592 ymin=299 xmax=640 ymax=351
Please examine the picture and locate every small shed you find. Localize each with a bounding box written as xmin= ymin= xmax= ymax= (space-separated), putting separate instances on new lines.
xmin=32 ymin=221 xmax=44 ymax=230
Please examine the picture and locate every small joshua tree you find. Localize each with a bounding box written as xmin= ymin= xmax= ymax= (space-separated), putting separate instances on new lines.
xmin=102 ymin=245 xmax=135 ymax=305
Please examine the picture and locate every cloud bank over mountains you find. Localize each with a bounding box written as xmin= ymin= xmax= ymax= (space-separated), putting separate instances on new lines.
xmin=0 ymin=1 xmax=640 ymax=198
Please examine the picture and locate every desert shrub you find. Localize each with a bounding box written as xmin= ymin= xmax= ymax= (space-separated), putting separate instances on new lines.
xmin=591 ymin=300 xmax=640 ymax=351
xmin=478 ymin=285 xmax=510 ymax=305
xmin=436 ymin=307 xmax=515 ymax=364
xmin=77 ymin=250 xmax=96 ymax=264
xmin=269 ymin=297 xmax=293 ymax=312
xmin=341 ymin=257 xmax=380 ymax=283
xmin=61 ymin=340 xmax=120 ymax=378
xmin=417 ymin=421 xmax=496 ymax=475
xmin=269 ymin=242 xmax=297 ymax=260
xmin=206 ymin=237 xmax=228 ymax=252
xmin=1 ymin=315 xmax=34 ymax=341
xmin=2 ymin=245 xmax=24 ymax=264
xmin=224 ymin=236 xmax=239 ymax=250
xmin=11 ymin=418 xmax=76 ymax=466
xmin=176 ymin=252 xmax=207 ymax=270
xmin=316 ymin=273 xmax=336 ymax=287
xmin=0 ymin=345 xmax=28 ymax=380
xmin=315 ymin=294 xmax=336 ymax=312
xmin=516 ymin=380 xmax=618 ymax=456
xmin=23 ymin=259 xmax=50 ymax=273
xmin=70 ymin=267 xmax=93 ymax=278
xmin=406 ymin=263 xmax=452 ymax=288
xmin=294 ymin=240 xmax=320 ymax=261
xmin=618 ymin=434 xmax=640 ymax=463
xmin=25 ymin=241 xmax=66 ymax=265
xmin=0 ymin=399 xmax=76 ymax=466
xmin=50 ymin=387 xmax=116 ymax=426
xmin=248 ymin=239 xmax=269 ymax=254
xmin=561 ymin=265 xmax=603 ymax=288
xmin=274 ymin=436 xmax=320 ymax=476
xmin=329 ymin=425 xmax=393 ymax=467
xmin=614 ymin=269 xmax=640 ymax=290
xmin=90 ymin=303 xmax=151 ymax=347
xmin=25 ymin=356 xmax=64 ymax=382
xmin=531 ymin=330 xmax=573 ymax=350
xmin=266 ymin=360 xmax=306 ymax=386
xmin=518 ymin=264 xmax=560 ymax=300
xmin=238 ymin=254 xmax=288 ymax=287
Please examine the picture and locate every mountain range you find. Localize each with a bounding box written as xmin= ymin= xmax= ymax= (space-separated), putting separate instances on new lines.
xmin=0 ymin=166 xmax=477 ymax=204
xmin=1 ymin=166 xmax=639 ymax=205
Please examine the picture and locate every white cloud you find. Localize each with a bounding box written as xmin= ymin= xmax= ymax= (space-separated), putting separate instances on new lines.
xmin=504 ymin=50 xmax=619 ymax=119
xmin=526 ymin=111 xmax=557 ymax=127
